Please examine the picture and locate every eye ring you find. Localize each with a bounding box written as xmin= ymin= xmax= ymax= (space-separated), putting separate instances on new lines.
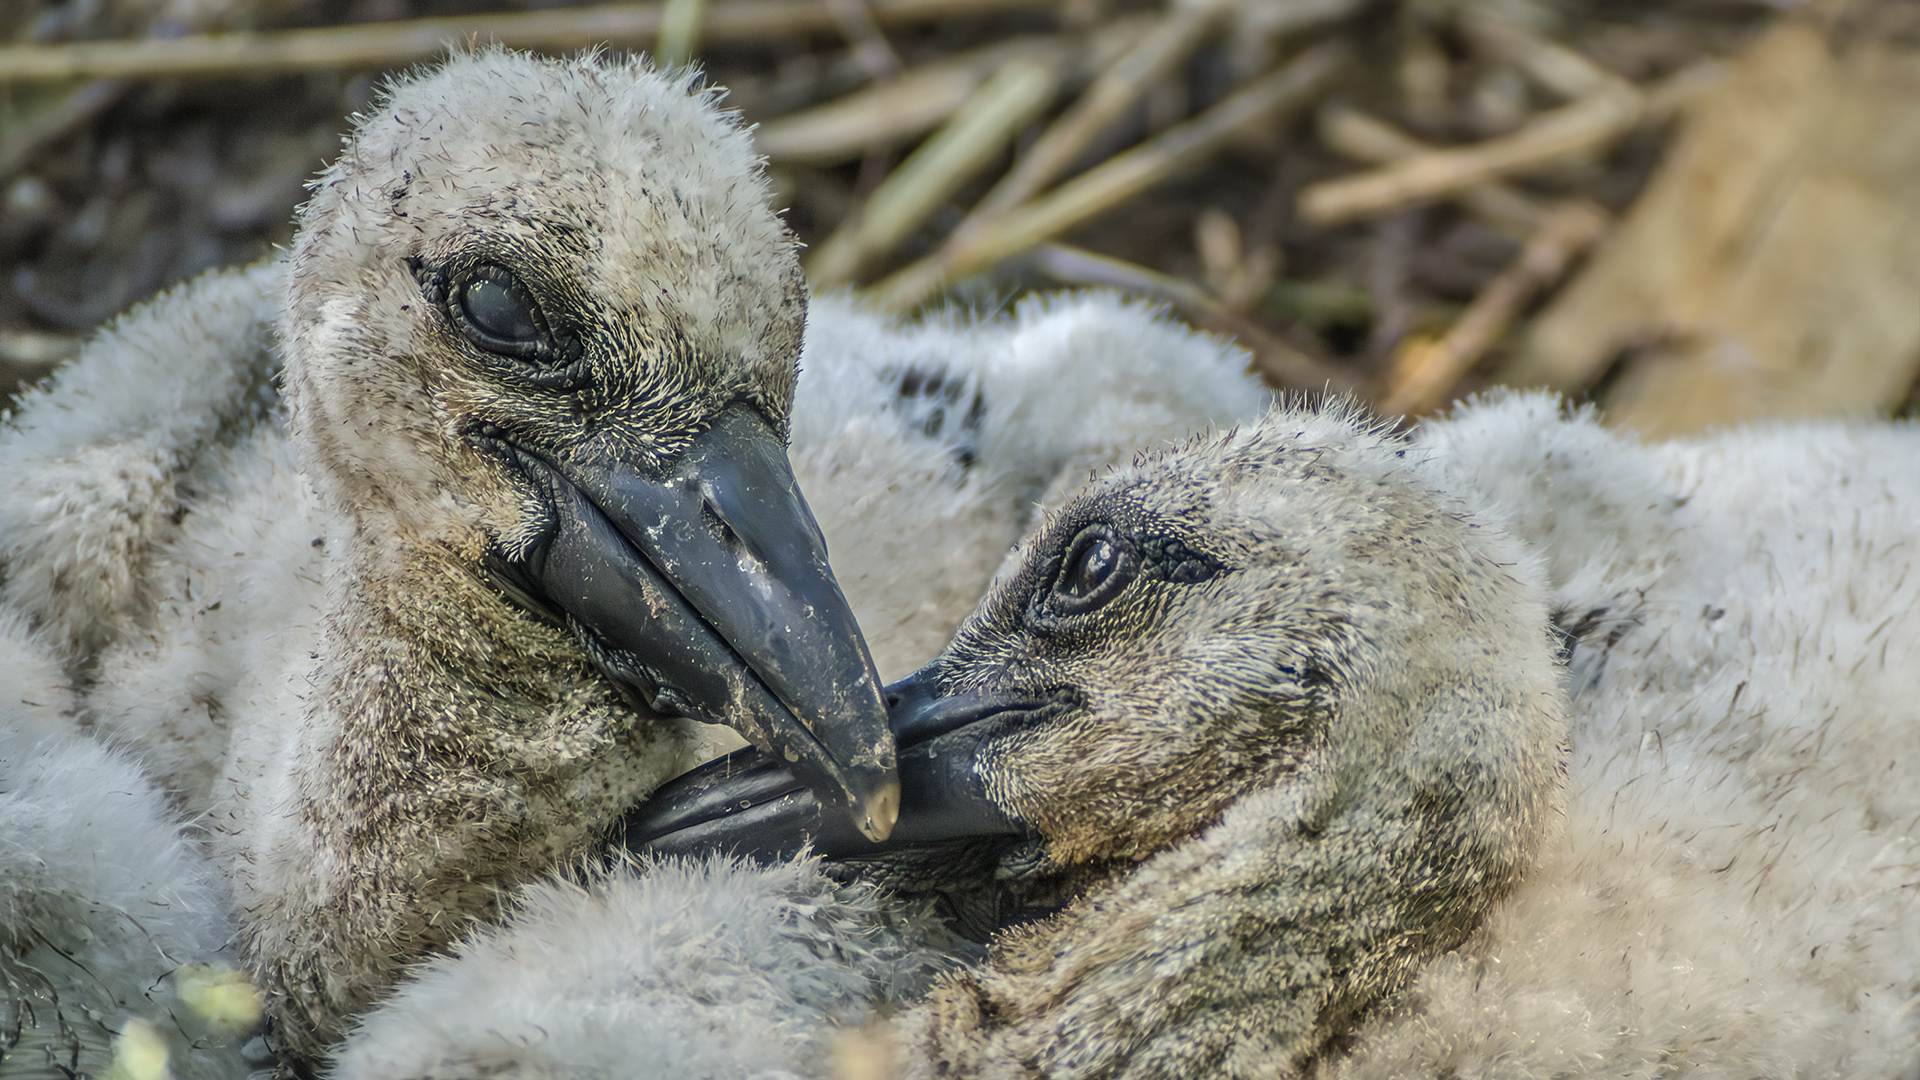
xmin=1050 ymin=526 xmax=1135 ymax=616
xmin=449 ymin=264 xmax=553 ymax=361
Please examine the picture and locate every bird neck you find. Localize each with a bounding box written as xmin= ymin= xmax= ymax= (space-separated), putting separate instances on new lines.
xmin=899 ymin=696 xmax=1560 ymax=1078
xmin=250 ymin=524 xmax=692 ymax=1067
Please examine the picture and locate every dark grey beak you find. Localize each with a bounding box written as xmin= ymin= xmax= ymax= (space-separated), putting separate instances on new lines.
xmin=624 ymin=667 xmax=1060 ymax=859
xmin=505 ymin=405 xmax=898 ymax=843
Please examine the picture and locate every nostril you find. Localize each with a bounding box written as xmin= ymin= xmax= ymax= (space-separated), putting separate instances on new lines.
xmin=884 ymin=692 xmax=901 ymax=708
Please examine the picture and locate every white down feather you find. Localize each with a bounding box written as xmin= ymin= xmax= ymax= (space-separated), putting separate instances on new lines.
xmin=333 ymin=856 xmax=961 ymax=1080
xmin=0 ymin=234 xmax=1265 ymax=1073
xmin=0 ymin=611 xmax=258 ymax=1080
xmin=1331 ymin=393 xmax=1920 ymax=1079
xmin=333 ymin=393 xmax=1920 ymax=1079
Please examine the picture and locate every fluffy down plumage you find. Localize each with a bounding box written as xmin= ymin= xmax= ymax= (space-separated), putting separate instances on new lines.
xmin=0 ymin=61 xmax=1265 ymax=1069
xmin=0 ymin=611 xmax=259 ymax=1080
xmin=334 ymin=393 xmax=1920 ymax=1079
xmin=0 ymin=48 xmax=1266 ymax=1070
xmin=333 ymin=856 xmax=962 ymax=1080
xmin=1331 ymin=393 xmax=1920 ymax=1079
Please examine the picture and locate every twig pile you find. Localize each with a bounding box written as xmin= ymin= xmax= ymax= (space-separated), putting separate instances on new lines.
xmin=0 ymin=0 xmax=1793 ymax=416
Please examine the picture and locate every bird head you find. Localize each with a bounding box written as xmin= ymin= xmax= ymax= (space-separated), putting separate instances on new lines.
xmin=633 ymin=401 xmax=1566 ymax=925
xmin=280 ymin=51 xmax=896 ymax=842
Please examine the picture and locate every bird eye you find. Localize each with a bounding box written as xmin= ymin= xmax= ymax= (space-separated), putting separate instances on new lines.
xmin=1052 ymin=527 xmax=1134 ymax=615
xmin=453 ymin=266 xmax=546 ymax=356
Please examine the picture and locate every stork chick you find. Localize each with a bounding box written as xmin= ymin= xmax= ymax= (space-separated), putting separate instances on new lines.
xmin=637 ymin=393 xmax=1920 ymax=1078
xmin=7 ymin=51 xmax=903 ymax=1072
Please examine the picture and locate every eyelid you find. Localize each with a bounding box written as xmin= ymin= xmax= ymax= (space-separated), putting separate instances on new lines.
xmin=444 ymin=263 xmax=578 ymax=374
xmin=1047 ymin=525 xmax=1134 ymax=616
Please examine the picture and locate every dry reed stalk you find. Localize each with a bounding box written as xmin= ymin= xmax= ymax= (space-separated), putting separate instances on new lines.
xmin=0 ymin=0 xmax=1059 ymax=83
xmin=1315 ymin=105 xmax=1546 ymax=234
xmin=967 ymin=0 xmax=1231 ymax=223
xmin=808 ymin=58 xmax=1058 ymax=287
xmin=875 ymin=0 xmax=1228 ymax=299
xmin=1300 ymin=61 xmax=1720 ymax=227
xmin=1459 ymin=8 xmax=1632 ymax=102
xmin=757 ymin=65 xmax=980 ymax=163
xmin=870 ymin=40 xmax=1350 ymax=312
xmin=1300 ymin=89 xmax=1640 ymax=226
xmin=1033 ymin=243 xmax=1352 ymax=391
xmin=881 ymin=0 xmax=1362 ymax=312
xmin=825 ymin=0 xmax=903 ymax=80
xmin=655 ymin=0 xmax=707 ymax=67
xmin=1378 ymin=199 xmax=1608 ymax=417
xmin=754 ymin=27 xmax=1137 ymax=165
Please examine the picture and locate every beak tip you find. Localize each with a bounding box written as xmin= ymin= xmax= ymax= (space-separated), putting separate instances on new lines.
xmin=855 ymin=779 xmax=901 ymax=843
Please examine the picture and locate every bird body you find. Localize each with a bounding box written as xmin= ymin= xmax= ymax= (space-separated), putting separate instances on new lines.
xmin=0 ymin=51 xmax=1267 ymax=1072
xmin=342 ymin=396 xmax=1573 ymax=1078
xmin=1335 ymin=394 xmax=1920 ymax=1078
xmin=3 ymin=50 xmax=913 ymax=1071
xmin=353 ymin=394 xmax=1920 ymax=1079
xmin=0 ymin=611 xmax=259 ymax=1080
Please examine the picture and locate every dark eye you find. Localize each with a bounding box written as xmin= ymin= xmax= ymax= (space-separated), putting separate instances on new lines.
xmin=1052 ymin=527 xmax=1134 ymax=615
xmin=454 ymin=266 xmax=545 ymax=355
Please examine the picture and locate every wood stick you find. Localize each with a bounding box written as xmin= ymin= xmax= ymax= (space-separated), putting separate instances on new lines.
xmin=757 ymin=65 xmax=981 ymax=164
xmin=807 ymin=59 xmax=1058 ymax=288
xmin=870 ymin=40 xmax=1350 ymax=312
xmin=655 ymin=0 xmax=708 ymax=67
xmin=1315 ymin=105 xmax=1546 ymax=235
xmin=1300 ymin=89 xmax=1639 ymax=227
xmin=825 ymin=0 xmax=904 ymax=81
xmin=967 ymin=0 xmax=1231 ymax=223
xmin=1032 ymin=243 xmax=1354 ymax=391
xmin=1459 ymin=8 xmax=1630 ymax=103
xmin=0 ymin=0 xmax=1061 ymax=83
xmin=753 ymin=28 xmax=1126 ymax=165
xmin=1377 ymin=199 xmax=1607 ymax=417
xmin=1300 ymin=63 xmax=1719 ymax=227
xmin=886 ymin=0 xmax=1359 ymax=311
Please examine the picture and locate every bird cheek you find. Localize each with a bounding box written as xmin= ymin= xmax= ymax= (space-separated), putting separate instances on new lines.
xmin=461 ymin=452 xmax=554 ymax=561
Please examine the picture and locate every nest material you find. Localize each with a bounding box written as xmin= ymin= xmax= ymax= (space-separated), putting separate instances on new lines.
xmin=4 ymin=0 xmax=1917 ymax=435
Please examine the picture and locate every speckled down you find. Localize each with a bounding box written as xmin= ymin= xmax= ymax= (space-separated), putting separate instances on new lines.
xmin=0 ymin=611 xmax=254 ymax=1080
xmin=334 ymin=394 xmax=1920 ymax=1079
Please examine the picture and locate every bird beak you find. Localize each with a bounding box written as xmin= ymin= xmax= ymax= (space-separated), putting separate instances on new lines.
xmin=622 ymin=666 xmax=1048 ymax=859
xmin=505 ymin=405 xmax=898 ymax=843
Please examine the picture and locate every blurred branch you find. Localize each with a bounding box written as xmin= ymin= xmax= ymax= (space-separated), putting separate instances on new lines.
xmin=808 ymin=59 xmax=1058 ymax=287
xmin=754 ymin=25 xmax=1149 ymax=165
xmin=0 ymin=78 xmax=127 ymax=182
xmin=1300 ymin=62 xmax=1720 ymax=227
xmin=1316 ymin=104 xmax=1546 ymax=235
xmin=655 ymin=0 xmax=707 ymax=67
xmin=0 ymin=0 xmax=1062 ymax=83
xmin=871 ymin=40 xmax=1351 ymax=312
xmin=968 ymin=0 xmax=1234 ymax=223
xmin=0 ymin=329 xmax=79 ymax=369
xmin=825 ymin=0 xmax=903 ymax=81
xmin=1378 ymin=199 xmax=1608 ymax=417
xmin=1458 ymin=7 xmax=1634 ymax=102
xmin=877 ymin=0 xmax=1360 ymax=313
